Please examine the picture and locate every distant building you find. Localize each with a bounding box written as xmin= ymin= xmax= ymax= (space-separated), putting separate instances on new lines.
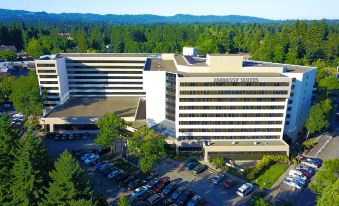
xmin=57 ymin=32 xmax=73 ymax=40
xmin=0 ymin=45 xmax=17 ymax=53
xmin=35 ymin=48 xmax=316 ymax=162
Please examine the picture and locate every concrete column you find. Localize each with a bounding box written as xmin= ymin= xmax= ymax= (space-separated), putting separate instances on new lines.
xmin=50 ymin=124 xmax=54 ymax=132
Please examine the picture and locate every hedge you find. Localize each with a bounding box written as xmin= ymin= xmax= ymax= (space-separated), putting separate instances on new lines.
xmin=245 ymin=155 xmax=289 ymax=180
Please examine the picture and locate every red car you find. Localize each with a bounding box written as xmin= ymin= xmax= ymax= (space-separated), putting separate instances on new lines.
xmin=154 ymin=177 xmax=170 ymax=193
xmin=297 ymin=169 xmax=312 ymax=178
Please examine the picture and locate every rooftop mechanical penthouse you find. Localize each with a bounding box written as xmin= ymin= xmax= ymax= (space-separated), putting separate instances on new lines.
xmin=36 ymin=47 xmax=316 ymax=161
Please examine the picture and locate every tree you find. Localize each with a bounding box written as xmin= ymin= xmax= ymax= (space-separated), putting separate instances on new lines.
xmin=95 ymin=113 xmax=127 ymax=153
xmin=117 ymin=195 xmax=131 ymax=206
xmin=0 ymin=76 xmax=16 ymax=104
xmin=0 ymin=49 xmax=17 ymax=61
xmin=128 ymin=127 xmax=165 ymax=172
xmin=211 ymin=156 xmax=224 ymax=168
xmin=26 ymin=38 xmax=44 ymax=59
xmin=41 ymin=150 xmax=92 ymax=206
xmin=310 ymin=159 xmax=339 ymax=206
xmin=77 ymin=29 xmax=87 ymax=53
xmin=305 ymin=99 xmax=332 ymax=137
xmin=9 ymin=71 xmax=43 ymax=128
xmin=0 ymin=113 xmax=19 ymax=203
xmin=10 ymin=131 xmax=50 ymax=206
xmin=68 ymin=199 xmax=94 ymax=206
xmin=318 ymin=76 xmax=339 ymax=91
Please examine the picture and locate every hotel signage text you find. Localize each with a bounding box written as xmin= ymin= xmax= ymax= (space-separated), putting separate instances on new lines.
xmin=214 ymin=78 xmax=259 ymax=83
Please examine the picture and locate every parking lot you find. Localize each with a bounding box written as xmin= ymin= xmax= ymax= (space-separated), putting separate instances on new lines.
xmin=43 ymin=136 xmax=258 ymax=206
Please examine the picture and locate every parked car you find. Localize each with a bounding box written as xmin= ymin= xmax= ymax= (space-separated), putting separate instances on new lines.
xmin=171 ymin=186 xmax=185 ymax=200
xmin=83 ymin=133 xmax=89 ymax=139
xmin=120 ymin=175 xmax=137 ymax=188
xmin=81 ymin=153 xmax=96 ymax=161
xmin=145 ymin=171 xmax=158 ymax=181
xmin=61 ymin=134 xmax=68 ymax=141
xmin=285 ymin=176 xmax=306 ymax=186
xmin=296 ymin=164 xmax=315 ymax=174
xmin=177 ymin=189 xmax=194 ymax=206
xmin=146 ymin=177 xmax=160 ymax=189
xmin=153 ymin=177 xmax=170 ymax=193
xmin=306 ymin=158 xmax=322 ymax=167
xmin=138 ymin=190 xmax=155 ymax=201
xmin=54 ymin=134 xmax=60 ymax=141
xmin=113 ymin=173 xmax=129 ymax=183
xmin=128 ymin=179 xmax=147 ymax=191
xmin=236 ymin=183 xmax=253 ymax=197
xmin=192 ymin=164 xmax=207 ymax=175
xmin=132 ymin=186 xmax=149 ymax=198
xmin=211 ymin=174 xmax=225 ymax=184
xmin=283 ymin=179 xmax=303 ymax=190
xmin=184 ymin=160 xmax=199 ymax=170
xmin=288 ymin=169 xmax=308 ymax=180
xmin=162 ymin=181 xmax=177 ymax=195
xmin=159 ymin=196 xmax=174 ymax=206
xmin=187 ymin=194 xmax=202 ymax=206
xmin=75 ymin=134 xmax=82 ymax=140
xmin=95 ymin=162 xmax=107 ymax=170
xmin=107 ymin=169 xmax=124 ymax=179
xmin=224 ymin=179 xmax=236 ymax=189
xmin=297 ymin=168 xmax=312 ymax=178
xmin=84 ymin=155 xmax=99 ymax=165
xmin=147 ymin=193 xmax=164 ymax=205
xmin=301 ymin=160 xmax=319 ymax=169
xmin=70 ymin=134 xmax=76 ymax=140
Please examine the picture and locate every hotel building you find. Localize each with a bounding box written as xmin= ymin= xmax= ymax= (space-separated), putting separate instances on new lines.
xmin=36 ymin=48 xmax=316 ymax=161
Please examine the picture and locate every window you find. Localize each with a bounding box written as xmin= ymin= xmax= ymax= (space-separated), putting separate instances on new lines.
xmin=37 ymin=63 xmax=55 ymax=67
xmin=291 ymin=85 xmax=295 ymax=89
xmin=286 ymin=114 xmax=291 ymax=118
xmin=179 ymin=90 xmax=288 ymax=95
xmin=39 ymin=75 xmax=58 ymax=78
xmin=292 ymin=78 xmax=296 ymax=82
xmin=37 ymin=70 xmax=56 ymax=73
xmin=288 ymin=100 xmax=293 ymax=104
xmin=287 ymin=107 xmax=292 ymax=111
xmin=290 ymin=93 xmax=294 ymax=97
xmin=40 ymin=81 xmax=58 ymax=84
xmin=285 ymin=121 xmax=290 ymax=125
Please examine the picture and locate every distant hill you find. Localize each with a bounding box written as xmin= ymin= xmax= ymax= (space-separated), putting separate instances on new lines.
xmin=0 ymin=9 xmax=337 ymax=25
xmin=0 ymin=9 xmax=275 ymax=24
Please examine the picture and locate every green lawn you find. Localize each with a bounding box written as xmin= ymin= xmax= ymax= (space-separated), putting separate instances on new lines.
xmin=253 ymin=163 xmax=289 ymax=189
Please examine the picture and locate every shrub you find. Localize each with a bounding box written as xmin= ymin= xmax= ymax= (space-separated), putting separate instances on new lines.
xmin=303 ymin=138 xmax=317 ymax=150
xmin=212 ymin=156 xmax=224 ymax=168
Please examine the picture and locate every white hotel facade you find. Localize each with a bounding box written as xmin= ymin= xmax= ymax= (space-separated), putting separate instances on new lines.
xmin=35 ymin=48 xmax=316 ymax=161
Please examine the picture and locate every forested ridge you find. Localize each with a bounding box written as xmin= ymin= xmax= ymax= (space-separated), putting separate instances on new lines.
xmin=0 ymin=20 xmax=338 ymax=67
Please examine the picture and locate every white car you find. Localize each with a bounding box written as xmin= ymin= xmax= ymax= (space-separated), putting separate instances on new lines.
xmin=301 ymin=161 xmax=318 ymax=169
xmin=107 ymin=169 xmax=124 ymax=179
xmin=211 ymin=174 xmax=225 ymax=184
xmin=12 ymin=113 xmax=24 ymax=118
xmin=285 ymin=176 xmax=306 ymax=186
xmin=84 ymin=155 xmax=99 ymax=165
xmin=131 ymin=186 xmax=149 ymax=198
xmin=283 ymin=179 xmax=303 ymax=190
xmin=236 ymin=183 xmax=253 ymax=197
xmin=289 ymin=169 xmax=308 ymax=180
xmin=81 ymin=153 xmax=95 ymax=161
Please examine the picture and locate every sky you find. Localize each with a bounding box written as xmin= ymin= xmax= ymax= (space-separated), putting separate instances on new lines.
xmin=0 ymin=0 xmax=338 ymax=20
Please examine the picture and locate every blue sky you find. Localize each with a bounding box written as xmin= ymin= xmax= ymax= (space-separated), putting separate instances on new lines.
xmin=0 ymin=0 xmax=338 ymax=20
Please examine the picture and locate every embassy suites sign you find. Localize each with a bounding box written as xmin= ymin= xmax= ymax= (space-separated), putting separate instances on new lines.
xmin=214 ymin=77 xmax=259 ymax=83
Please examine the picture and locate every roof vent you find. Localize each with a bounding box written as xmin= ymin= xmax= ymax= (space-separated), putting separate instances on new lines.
xmin=253 ymin=141 xmax=259 ymax=145
xmin=232 ymin=141 xmax=237 ymax=145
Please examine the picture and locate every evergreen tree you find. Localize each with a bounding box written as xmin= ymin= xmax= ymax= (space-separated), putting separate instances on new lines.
xmin=41 ymin=150 xmax=92 ymax=206
xmin=76 ymin=29 xmax=87 ymax=53
xmin=0 ymin=113 xmax=18 ymax=203
xmin=10 ymin=131 xmax=50 ymax=206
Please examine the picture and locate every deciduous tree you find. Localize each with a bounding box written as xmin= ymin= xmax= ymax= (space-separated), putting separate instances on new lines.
xmin=95 ymin=113 xmax=127 ymax=153
xmin=128 ymin=127 xmax=165 ymax=172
